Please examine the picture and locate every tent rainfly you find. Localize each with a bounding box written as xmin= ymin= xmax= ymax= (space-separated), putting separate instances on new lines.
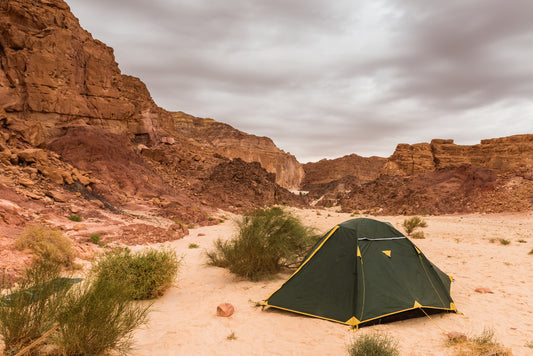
xmin=262 ymin=218 xmax=456 ymax=327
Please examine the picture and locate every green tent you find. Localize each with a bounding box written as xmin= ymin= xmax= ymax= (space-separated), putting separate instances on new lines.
xmin=262 ymin=218 xmax=456 ymax=327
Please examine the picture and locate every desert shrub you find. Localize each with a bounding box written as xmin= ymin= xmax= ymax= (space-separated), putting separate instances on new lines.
xmin=53 ymin=275 xmax=150 ymax=356
xmin=446 ymin=328 xmax=512 ymax=356
xmin=89 ymin=233 xmax=102 ymax=245
xmin=68 ymin=214 xmax=82 ymax=222
xmin=347 ymin=332 xmax=399 ymax=356
xmin=207 ymin=207 xmax=319 ymax=280
xmin=0 ymin=261 xmax=66 ymax=355
xmin=188 ymin=243 xmax=199 ymax=249
xmin=15 ymin=225 xmax=75 ymax=267
xmin=92 ymin=247 xmax=181 ymax=300
xmin=411 ymin=231 xmax=425 ymax=239
xmin=498 ymin=238 xmax=510 ymax=245
xmin=402 ymin=216 xmax=428 ymax=236
xmin=529 ymin=249 xmax=533 ymax=255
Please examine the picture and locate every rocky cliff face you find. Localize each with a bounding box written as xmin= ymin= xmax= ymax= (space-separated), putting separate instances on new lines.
xmin=387 ymin=135 xmax=533 ymax=178
xmin=0 ymin=0 xmax=175 ymax=146
xmin=172 ymin=111 xmax=304 ymax=190
xmin=302 ymin=154 xmax=387 ymax=187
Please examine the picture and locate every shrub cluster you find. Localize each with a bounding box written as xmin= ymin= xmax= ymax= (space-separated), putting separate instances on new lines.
xmin=347 ymin=332 xmax=400 ymax=356
xmin=1 ymin=246 xmax=179 ymax=355
xmin=207 ymin=207 xmax=319 ymax=280
xmin=14 ymin=225 xmax=75 ymax=267
xmin=92 ymin=247 xmax=181 ymax=300
xmin=446 ymin=328 xmax=512 ymax=356
xmin=402 ymin=216 xmax=428 ymax=239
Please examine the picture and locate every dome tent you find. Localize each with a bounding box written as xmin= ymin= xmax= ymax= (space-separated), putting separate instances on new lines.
xmin=262 ymin=218 xmax=456 ymax=327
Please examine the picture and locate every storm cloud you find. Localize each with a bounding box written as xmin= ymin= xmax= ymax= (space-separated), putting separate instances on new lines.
xmin=68 ymin=0 xmax=533 ymax=162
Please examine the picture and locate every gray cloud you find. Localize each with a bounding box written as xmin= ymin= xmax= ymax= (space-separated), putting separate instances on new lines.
xmin=68 ymin=0 xmax=533 ymax=162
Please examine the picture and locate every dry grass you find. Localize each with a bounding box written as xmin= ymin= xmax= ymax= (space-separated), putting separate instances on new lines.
xmin=14 ymin=225 xmax=75 ymax=267
xmin=446 ymin=328 xmax=512 ymax=356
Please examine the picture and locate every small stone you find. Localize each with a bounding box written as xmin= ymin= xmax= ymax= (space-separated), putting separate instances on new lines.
xmin=198 ymin=233 xmax=206 ymax=237
xmin=18 ymin=177 xmax=35 ymax=188
xmin=216 ymin=303 xmax=234 ymax=317
xmin=72 ymin=224 xmax=87 ymax=231
xmin=474 ymin=287 xmax=493 ymax=294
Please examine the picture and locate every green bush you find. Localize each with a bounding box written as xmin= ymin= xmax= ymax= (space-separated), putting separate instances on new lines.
xmin=0 ymin=261 xmax=66 ymax=355
xmin=402 ymin=216 xmax=428 ymax=236
xmin=347 ymin=332 xmax=399 ymax=356
xmin=15 ymin=225 xmax=75 ymax=267
xmin=89 ymin=233 xmax=103 ymax=246
xmin=498 ymin=238 xmax=510 ymax=245
xmin=92 ymin=247 xmax=181 ymax=300
xmin=68 ymin=214 xmax=82 ymax=222
xmin=53 ymin=276 xmax=150 ymax=356
xmin=207 ymin=207 xmax=319 ymax=280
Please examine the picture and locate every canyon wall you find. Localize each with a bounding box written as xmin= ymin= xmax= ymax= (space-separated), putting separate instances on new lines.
xmin=386 ymin=135 xmax=533 ymax=178
xmin=172 ymin=112 xmax=304 ymax=190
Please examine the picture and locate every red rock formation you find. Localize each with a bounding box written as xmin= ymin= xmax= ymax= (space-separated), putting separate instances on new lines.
xmin=338 ymin=164 xmax=533 ymax=215
xmin=172 ymin=112 xmax=304 ymax=190
xmin=302 ymin=154 xmax=387 ymax=187
xmin=387 ymin=135 xmax=533 ymax=178
xmin=0 ymin=0 xmax=175 ymax=146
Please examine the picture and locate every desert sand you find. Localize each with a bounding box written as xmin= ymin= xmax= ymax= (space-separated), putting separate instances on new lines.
xmin=128 ymin=209 xmax=533 ymax=356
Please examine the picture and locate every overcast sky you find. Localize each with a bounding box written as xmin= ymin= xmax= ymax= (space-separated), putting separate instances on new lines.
xmin=68 ymin=0 xmax=533 ymax=162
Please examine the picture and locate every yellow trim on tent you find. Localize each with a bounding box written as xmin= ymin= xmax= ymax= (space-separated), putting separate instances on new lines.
xmin=413 ymin=300 xmax=422 ymax=308
xmin=450 ymin=302 xmax=457 ymax=311
xmin=345 ymin=316 xmax=360 ymax=326
xmin=448 ymin=274 xmax=454 ymax=282
xmin=382 ymin=250 xmax=391 ymax=258
xmin=414 ymin=246 xmax=421 ymax=254
xmin=263 ymin=302 xmax=457 ymax=327
xmin=357 ymin=246 xmax=361 ymax=258
xmin=264 ymin=225 xmax=340 ymax=301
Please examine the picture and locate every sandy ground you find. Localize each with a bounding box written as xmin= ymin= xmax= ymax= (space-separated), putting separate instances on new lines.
xmin=127 ymin=209 xmax=533 ymax=356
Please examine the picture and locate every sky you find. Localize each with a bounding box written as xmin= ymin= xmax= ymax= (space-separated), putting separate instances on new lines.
xmin=67 ymin=0 xmax=533 ymax=163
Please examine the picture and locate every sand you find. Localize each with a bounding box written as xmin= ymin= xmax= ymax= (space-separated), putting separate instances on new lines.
xmin=127 ymin=209 xmax=533 ymax=355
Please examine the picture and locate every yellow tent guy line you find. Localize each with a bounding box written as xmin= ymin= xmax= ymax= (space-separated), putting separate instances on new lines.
xmin=264 ymin=225 xmax=340 ymax=301
xmin=418 ymin=255 xmax=446 ymax=307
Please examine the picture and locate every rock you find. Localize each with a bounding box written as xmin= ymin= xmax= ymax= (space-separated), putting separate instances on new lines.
xmin=16 ymin=148 xmax=48 ymax=164
xmin=46 ymin=190 xmax=69 ymax=202
xmin=72 ymin=224 xmax=87 ymax=231
xmin=198 ymin=233 xmax=206 ymax=237
xmin=161 ymin=136 xmax=175 ymax=145
xmin=474 ymin=287 xmax=494 ymax=294
xmin=447 ymin=332 xmax=467 ymax=342
xmin=18 ymin=177 xmax=35 ymax=188
xmin=216 ymin=303 xmax=235 ymax=317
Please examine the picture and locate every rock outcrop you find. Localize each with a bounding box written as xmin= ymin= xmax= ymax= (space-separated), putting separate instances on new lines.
xmin=302 ymin=154 xmax=387 ymax=188
xmin=387 ymin=135 xmax=533 ymax=178
xmin=0 ymin=0 xmax=175 ymax=146
xmin=172 ymin=112 xmax=304 ymax=190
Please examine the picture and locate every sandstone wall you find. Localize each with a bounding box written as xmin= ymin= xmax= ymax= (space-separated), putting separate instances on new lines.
xmin=172 ymin=112 xmax=305 ymax=190
xmin=386 ymin=135 xmax=533 ymax=178
xmin=302 ymin=154 xmax=387 ymax=187
xmin=0 ymin=0 xmax=175 ymax=146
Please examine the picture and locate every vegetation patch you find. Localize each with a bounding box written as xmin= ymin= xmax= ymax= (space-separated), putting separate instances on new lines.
xmin=446 ymin=328 xmax=512 ymax=356
xmin=498 ymin=238 xmax=511 ymax=245
xmin=68 ymin=214 xmax=82 ymax=222
xmin=92 ymin=247 xmax=181 ymax=300
xmin=188 ymin=243 xmax=200 ymax=249
xmin=402 ymin=216 xmax=428 ymax=236
xmin=347 ymin=332 xmax=400 ymax=356
xmin=207 ymin=207 xmax=319 ymax=280
xmin=53 ymin=275 xmax=150 ymax=356
xmin=89 ymin=233 xmax=102 ymax=245
xmin=0 ymin=261 xmax=66 ymax=355
xmin=15 ymin=225 xmax=75 ymax=267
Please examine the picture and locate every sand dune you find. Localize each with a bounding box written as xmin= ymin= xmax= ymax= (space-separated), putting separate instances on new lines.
xmin=129 ymin=209 xmax=533 ymax=355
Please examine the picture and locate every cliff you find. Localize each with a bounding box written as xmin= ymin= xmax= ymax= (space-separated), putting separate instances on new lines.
xmin=386 ymin=135 xmax=533 ymax=178
xmin=0 ymin=0 xmax=177 ymax=146
xmin=172 ymin=111 xmax=304 ymax=190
